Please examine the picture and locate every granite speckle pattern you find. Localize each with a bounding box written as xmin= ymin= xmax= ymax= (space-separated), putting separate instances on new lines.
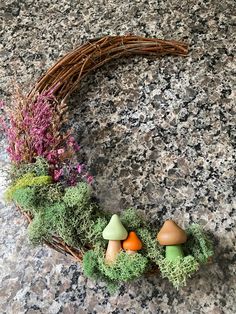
xmin=0 ymin=0 xmax=235 ymax=313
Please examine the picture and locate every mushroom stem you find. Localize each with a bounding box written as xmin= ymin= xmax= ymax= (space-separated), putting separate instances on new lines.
xmin=105 ymin=240 xmax=122 ymax=264
xmin=166 ymin=245 xmax=184 ymax=261
xmin=126 ymin=250 xmax=136 ymax=255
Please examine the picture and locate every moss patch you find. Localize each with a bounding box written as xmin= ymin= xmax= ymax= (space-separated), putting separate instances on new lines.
xmin=98 ymin=251 xmax=148 ymax=281
xmin=120 ymin=208 xmax=143 ymax=230
xmin=63 ymin=183 xmax=91 ymax=207
xmin=9 ymin=157 xmax=50 ymax=181
xmin=83 ymin=248 xmax=148 ymax=290
xmin=184 ymin=224 xmax=214 ymax=263
xmin=5 ymin=172 xmax=52 ymax=202
xmin=159 ymin=256 xmax=199 ymax=289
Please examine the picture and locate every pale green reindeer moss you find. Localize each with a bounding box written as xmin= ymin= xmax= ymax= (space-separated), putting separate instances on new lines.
xmin=10 ymin=157 xmax=50 ymax=181
xmin=120 ymin=208 xmax=143 ymax=230
xmin=28 ymin=212 xmax=50 ymax=245
xmin=12 ymin=184 xmax=64 ymax=215
xmin=83 ymin=249 xmax=148 ymax=286
xmin=158 ymin=256 xmax=199 ymax=289
xmin=63 ymin=183 xmax=91 ymax=207
xmin=12 ymin=187 xmax=37 ymax=212
xmin=137 ymin=227 xmax=164 ymax=264
xmin=5 ymin=172 xmax=52 ymax=201
xmin=98 ymin=251 xmax=148 ymax=282
xmin=21 ymin=181 xmax=107 ymax=247
xmin=83 ymin=250 xmax=100 ymax=280
xmin=27 ymin=202 xmax=66 ymax=244
xmin=86 ymin=217 xmax=108 ymax=248
xmin=184 ymin=224 xmax=214 ymax=263
xmin=44 ymin=184 xmax=64 ymax=203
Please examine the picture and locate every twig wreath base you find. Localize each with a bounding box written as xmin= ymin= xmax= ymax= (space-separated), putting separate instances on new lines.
xmin=1 ymin=35 xmax=214 ymax=292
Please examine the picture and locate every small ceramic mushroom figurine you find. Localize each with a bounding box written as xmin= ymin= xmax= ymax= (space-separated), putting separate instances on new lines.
xmin=157 ymin=220 xmax=187 ymax=261
xmin=102 ymin=214 xmax=128 ymax=264
xmin=122 ymin=231 xmax=142 ymax=254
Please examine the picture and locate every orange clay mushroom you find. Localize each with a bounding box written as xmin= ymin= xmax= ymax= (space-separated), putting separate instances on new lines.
xmin=122 ymin=231 xmax=142 ymax=254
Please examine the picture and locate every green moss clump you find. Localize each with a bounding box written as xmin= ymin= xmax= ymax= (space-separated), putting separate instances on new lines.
xmin=17 ymin=180 xmax=104 ymax=247
xmin=120 ymin=208 xmax=143 ymax=230
xmin=57 ymin=202 xmax=92 ymax=246
xmin=44 ymin=201 xmax=100 ymax=247
xmin=83 ymin=250 xmax=101 ymax=280
xmin=26 ymin=202 xmax=66 ymax=244
xmin=33 ymin=157 xmax=50 ymax=176
xmin=63 ymin=183 xmax=91 ymax=207
xmin=83 ymin=248 xmax=148 ymax=288
xmin=11 ymin=183 xmax=64 ymax=216
xmin=32 ymin=183 xmax=64 ymax=205
xmin=44 ymin=202 xmax=66 ymax=230
xmin=33 ymin=201 xmax=79 ymax=246
xmin=5 ymin=172 xmax=52 ymax=202
xmin=82 ymin=248 xmax=120 ymax=293
xmin=86 ymin=217 xmax=108 ymax=248
xmin=12 ymin=187 xmax=37 ymax=211
xmin=184 ymin=224 xmax=214 ymax=264
xmin=28 ymin=212 xmax=50 ymax=245
xmin=9 ymin=157 xmax=50 ymax=181
xmin=45 ymin=184 xmax=64 ymax=203
xmin=159 ymin=256 xmax=199 ymax=289
xmin=98 ymin=251 xmax=148 ymax=282
xmin=137 ymin=227 xmax=164 ymax=264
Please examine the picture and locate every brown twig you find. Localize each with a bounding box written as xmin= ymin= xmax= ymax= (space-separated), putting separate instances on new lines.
xmin=28 ymin=35 xmax=188 ymax=102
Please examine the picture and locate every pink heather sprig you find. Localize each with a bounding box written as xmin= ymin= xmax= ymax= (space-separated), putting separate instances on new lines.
xmin=0 ymin=85 xmax=76 ymax=165
xmin=0 ymin=87 xmax=60 ymax=163
xmin=24 ymin=94 xmax=55 ymax=157
xmin=67 ymin=136 xmax=81 ymax=151
xmin=0 ymin=86 xmax=94 ymax=187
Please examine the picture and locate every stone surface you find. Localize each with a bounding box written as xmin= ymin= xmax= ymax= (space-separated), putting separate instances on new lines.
xmin=0 ymin=0 xmax=235 ymax=313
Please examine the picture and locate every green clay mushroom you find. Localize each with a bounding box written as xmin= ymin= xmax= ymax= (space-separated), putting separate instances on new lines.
xmin=102 ymin=214 xmax=128 ymax=264
xmin=156 ymin=220 xmax=187 ymax=261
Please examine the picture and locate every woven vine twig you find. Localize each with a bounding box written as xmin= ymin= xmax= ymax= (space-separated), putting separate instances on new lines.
xmin=28 ymin=35 xmax=188 ymax=102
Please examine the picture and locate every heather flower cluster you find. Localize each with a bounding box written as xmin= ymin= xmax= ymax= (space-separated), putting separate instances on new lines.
xmin=0 ymin=87 xmax=60 ymax=163
xmin=0 ymin=86 xmax=93 ymax=186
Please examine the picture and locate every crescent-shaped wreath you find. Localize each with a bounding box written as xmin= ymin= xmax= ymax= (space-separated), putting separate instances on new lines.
xmin=0 ymin=35 xmax=214 ymax=292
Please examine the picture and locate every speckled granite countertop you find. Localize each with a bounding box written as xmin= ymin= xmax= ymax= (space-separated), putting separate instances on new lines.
xmin=0 ymin=1 xmax=235 ymax=313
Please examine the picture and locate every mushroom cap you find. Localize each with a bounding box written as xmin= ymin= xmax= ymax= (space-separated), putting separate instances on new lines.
xmin=102 ymin=214 xmax=128 ymax=240
xmin=122 ymin=231 xmax=142 ymax=251
xmin=157 ymin=220 xmax=187 ymax=245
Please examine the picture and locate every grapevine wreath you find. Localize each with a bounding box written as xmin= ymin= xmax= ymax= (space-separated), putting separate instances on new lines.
xmin=1 ymin=35 xmax=214 ymax=292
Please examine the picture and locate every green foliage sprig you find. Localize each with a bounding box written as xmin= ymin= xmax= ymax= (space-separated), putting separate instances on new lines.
xmin=5 ymin=172 xmax=52 ymax=202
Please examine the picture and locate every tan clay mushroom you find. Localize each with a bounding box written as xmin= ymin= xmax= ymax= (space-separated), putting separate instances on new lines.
xmin=157 ymin=220 xmax=187 ymax=261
